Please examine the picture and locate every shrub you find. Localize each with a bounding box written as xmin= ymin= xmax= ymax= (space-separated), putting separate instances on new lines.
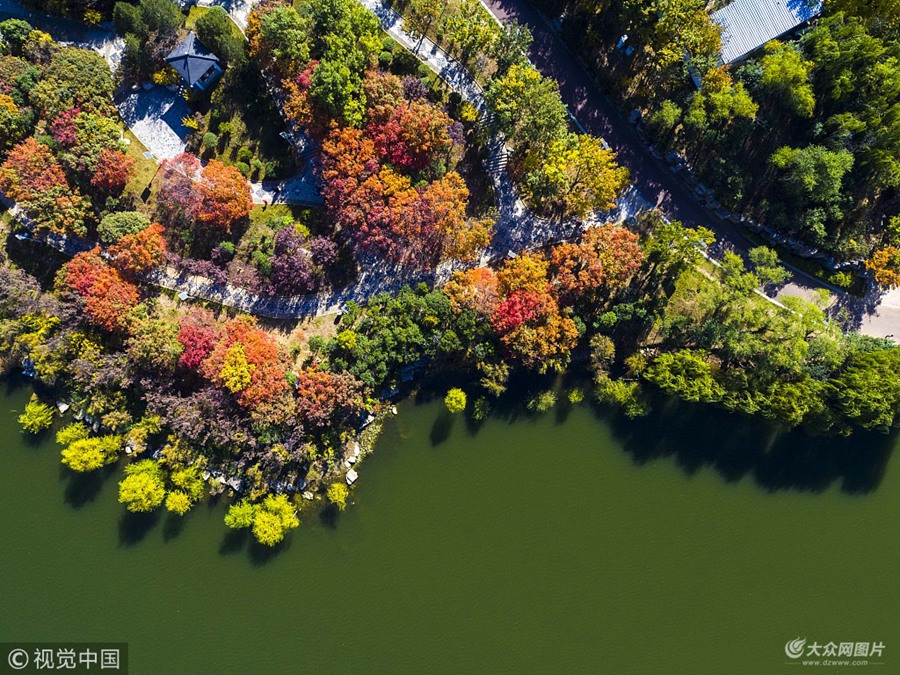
xmin=444 ymin=388 xmax=467 ymax=413
xmin=327 ymin=482 xmax=349 ymax=510
xmin=202 ymin=132 xmax=218 ymax=151
xmin=18 ymin=394 xmax=54 ymax=433
xmin=98 ymin=211 xmax=151 ymax=244
xmin=527 ymin=390 xmax=557 ymax=413
xmin=236 ymin=161 xmax=250 ymax=176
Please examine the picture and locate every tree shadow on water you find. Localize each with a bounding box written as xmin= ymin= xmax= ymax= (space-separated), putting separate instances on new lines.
xmin=219 ymin=528 xmax=248 ymax=556
xmin=62 ymin=465 xmax=116 ymax=509
xmin=430 ymin=411 xmax=455 ymax=446
xmin=118 ymin=511 xmax=161 ymax=546
xmin=162 ymin=514 xmax=187 ymax=542
xmin=319 ymin=503 xmax=340 ymax=529
xmin=248 ymin=539 xmax=291 ymax=567
xmin=601 ymin=396 xmax=897 ymax=495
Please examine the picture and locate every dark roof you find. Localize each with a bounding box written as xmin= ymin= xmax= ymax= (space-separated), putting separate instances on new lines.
xmin=713 ymin=0 xmax=822 ymax=64
xmin=164 ymin=32 xmax=220 ymax=86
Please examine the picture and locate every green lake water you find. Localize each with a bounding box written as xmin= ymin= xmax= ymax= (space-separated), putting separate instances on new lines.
xmin=1 ymin=380 xmax=898 ymax=674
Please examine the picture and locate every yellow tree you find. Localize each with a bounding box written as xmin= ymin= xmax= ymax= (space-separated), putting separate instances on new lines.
xmin=527 ymin=133 xmax=629 ymax=218
xmin=867 ymin=246 xmax=900 ymax=287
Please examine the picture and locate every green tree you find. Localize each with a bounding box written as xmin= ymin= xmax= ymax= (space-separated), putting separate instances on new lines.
xmin=758 ymin=40 xmax=814 ymax=118
xmin=18 ymin=394 xmax=54 ymax=433
xmin=0 ymin=19 xmax=33 ymax=55
xmin=196 ymin=6 xmax=245 ymax=65
xmin=118 ymin=460 xmax=166 ymax=512
xmin=770 ymin=145 xmax=854 ymax=211
xmin=444 ymin=387 xmax=467 ymax=413
xmin=61 ymin=435 xmax=121 ymax=472
xmin=224 ymin=500 xmax=256 ymax=528
xmin=165 ymin=491 xmax=192 ymax=515
xmin=442 ymin=0 xmax=499 ymax=63
xmin=252 ymin=494 xmax=299 ymax=546
xmin=644 ymin=350 xmax=724 ymax=403
xmin=832 ymin=348 xmax=900 ymax=431
xmin=98 ymin=211 xmax=151 ymax=244
xmin=649 ymin=100 xmax=681 ymax=140
xmin=223 ymin=494 xmax=299 ymax=545
xmin=525 ymin=133 xmax=629 ymax=218
xmin=56 ymin=422 xmax=89 ymax=446
xmin=748 ymin=246 xmax=790 ymax=286
xmin=492 ymin=21 xmax=532 ymax=74
xmin=485 ymin=63 xmax=567 ymax=153
xmin=259 ymin=7 xmax=310 ymax=64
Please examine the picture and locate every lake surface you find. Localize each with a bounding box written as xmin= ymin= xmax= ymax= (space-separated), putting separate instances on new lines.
xmin=1 ymin=380 xmax=898 ymax=674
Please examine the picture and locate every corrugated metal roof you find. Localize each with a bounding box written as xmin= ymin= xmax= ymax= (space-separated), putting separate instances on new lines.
xmin=712 ymin=0 xmax=822 ymax=64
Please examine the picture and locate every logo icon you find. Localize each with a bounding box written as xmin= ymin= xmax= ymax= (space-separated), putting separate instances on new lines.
xmin=785 ymin=637 xmax=807 ymax=659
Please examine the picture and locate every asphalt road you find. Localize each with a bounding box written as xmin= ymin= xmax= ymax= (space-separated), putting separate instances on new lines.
xmin=479 ymin=0 xmax=900 ymax=337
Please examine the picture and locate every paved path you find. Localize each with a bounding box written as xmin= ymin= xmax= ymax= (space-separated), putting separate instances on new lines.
xmin=476 ymin=0 xmax=899 ymax=337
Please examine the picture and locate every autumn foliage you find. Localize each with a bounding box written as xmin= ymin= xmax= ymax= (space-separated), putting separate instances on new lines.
xmin=294 ymin=367 xmax=366 ymax=427
xmin=197 ymin=160 xmax=253 ymax=231
xmin=91 ymin=148 xmax=136 ymax=196
xmin=0 ymin=137 xmax=88 ymax=235
xmin=109 ymin=223 xmax=167 ymax=276
xmin=550 ymin=224 xmax=643 ymax=301
xmin=199 ymin=317 xmax=289 ymax=409
xmin=61 ymin=248 xmax=139 ymax=331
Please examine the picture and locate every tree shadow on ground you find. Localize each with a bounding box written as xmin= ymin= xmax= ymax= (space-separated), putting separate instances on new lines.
xmin=118 ymin=511 xmax=161 ymax=546
xmin=599 ymin=394 xmax=896 ymax=495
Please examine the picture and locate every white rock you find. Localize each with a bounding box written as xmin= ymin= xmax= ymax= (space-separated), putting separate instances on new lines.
xmin=346 ymin=469 xmax=359 ymax=485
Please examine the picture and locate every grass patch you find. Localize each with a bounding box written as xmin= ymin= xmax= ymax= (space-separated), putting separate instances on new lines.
xmin=122 ymin=128 xmax=160 ymax=203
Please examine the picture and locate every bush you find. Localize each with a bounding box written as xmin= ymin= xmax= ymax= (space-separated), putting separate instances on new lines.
xmin=444 ymin=388 xmax=467 ymax=413
xmin=378 ymin=50 xmax=393 ymax=68
xmin=202 ymin=132 xmax=218 ymax=151
xmin=236 ymin=161 xmax=250 ymax=176
xmin=18 ymin=394 xmax=54 ymax=433
xmin=527 ymin=390 xmax=557 ymax=413
xmin=830 ymin=271 xmax=854 ymax=288
xmin=327 ymin=482 xmax=349 ymax=510
xmin=472 ymin=397 xmax=491 ymax=421
xmin=237 ymin=146 xmax=253 ymax=163
xmin=98 ymin=211 xmax=151 ymax=244
xmin=567 ymin=388 xmax=585 ymax=404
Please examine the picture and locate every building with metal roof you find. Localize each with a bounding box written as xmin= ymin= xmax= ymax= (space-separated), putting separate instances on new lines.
xmin=165 ymin=31 xmax=223 ymax=92
xmin=712 ymin=0 xmax=822 ymax=64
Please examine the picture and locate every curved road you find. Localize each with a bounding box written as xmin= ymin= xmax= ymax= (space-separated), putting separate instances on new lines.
xmin=479 ymin=0 xmax=900 ymax=337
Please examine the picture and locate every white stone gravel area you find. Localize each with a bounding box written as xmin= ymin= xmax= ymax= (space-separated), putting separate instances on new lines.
xmin=117 ymin=88 xmax=191 ymax=161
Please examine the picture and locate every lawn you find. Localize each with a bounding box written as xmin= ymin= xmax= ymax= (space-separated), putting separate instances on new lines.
xmin=121 ymin=128 xmax=160 ymax=203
